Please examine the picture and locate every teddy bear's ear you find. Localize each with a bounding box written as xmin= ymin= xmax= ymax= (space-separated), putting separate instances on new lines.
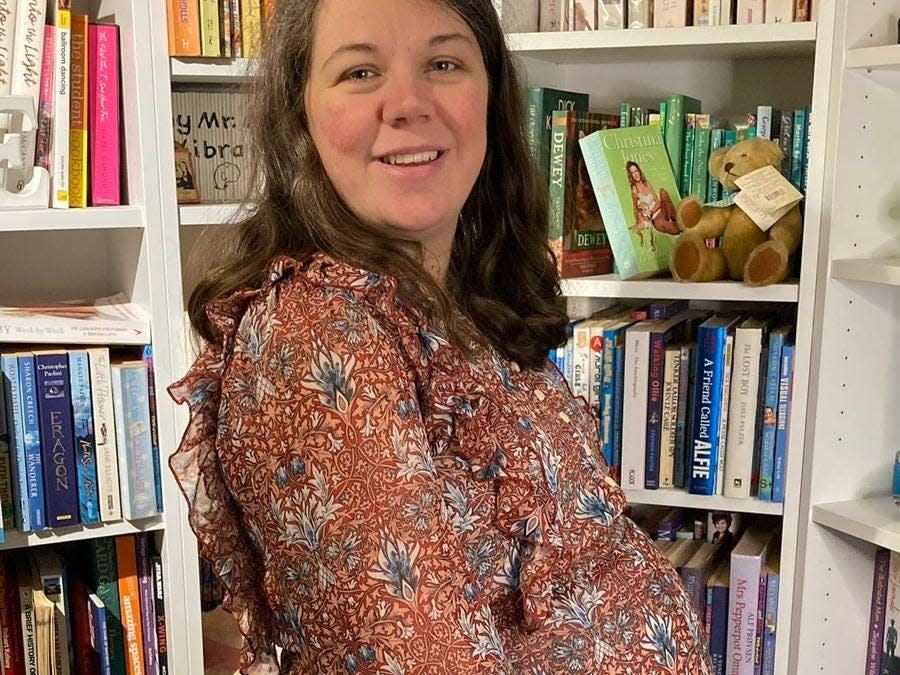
xmin=757 ymin=138 xmax=784 ymax=167
xmin=708 ymin=146 xmax=730 ymax=180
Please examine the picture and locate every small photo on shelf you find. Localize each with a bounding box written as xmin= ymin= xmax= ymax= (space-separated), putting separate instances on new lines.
xmin=175 ymin=141 xmax=201 ymax=204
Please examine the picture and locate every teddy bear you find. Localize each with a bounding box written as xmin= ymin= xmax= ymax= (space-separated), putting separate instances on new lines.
xmin=669 ymin=137 xmax=803 ymax=286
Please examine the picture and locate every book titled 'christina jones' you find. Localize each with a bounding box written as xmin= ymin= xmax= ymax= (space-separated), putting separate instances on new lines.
xmin=579 ymin=125 xmax=683 ymax=279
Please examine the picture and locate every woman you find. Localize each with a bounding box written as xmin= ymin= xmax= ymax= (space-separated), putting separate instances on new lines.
xmin=170 ymin=1 xmax=711 ymax=673
xmin=627 ymin=160 xmax=679 ymax=251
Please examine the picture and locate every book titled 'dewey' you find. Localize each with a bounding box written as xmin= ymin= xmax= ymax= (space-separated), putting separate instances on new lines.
xmin=0 ymin=293 xmax=151 ymax=344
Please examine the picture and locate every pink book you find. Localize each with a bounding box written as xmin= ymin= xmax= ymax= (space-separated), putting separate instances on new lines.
xmin=34 ymin=26 xmax=55 ymax=172
xmin=736 ymin=0 xmax=765 ymax=24
xmin=88 ymin=23 xmax=120 ymax=206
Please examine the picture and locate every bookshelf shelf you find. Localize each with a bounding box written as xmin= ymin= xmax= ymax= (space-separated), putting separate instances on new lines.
xmin=170 ymin=57 xmax=258 ymax=83
xmin=624 ymin=488 xmax=785 ymax=515
xmin=0 ymin=206 xmax=144 ymax=232
xmin=560 ymin=276 xmax=800 ymax=302
xmin=179 ymin=203 xmax=246 ymax=226
xmin=506 ymin=22 xmax=817 ymax=63
xmin=845 ymin=44 xmax=900 ymax=70
xmin=812 ymin=497 xmax=900 ymax=552
xmin=0 ymin=516 xmax=166 ymax=551
xmin=830 ymin=256 xmax=900 ymax=286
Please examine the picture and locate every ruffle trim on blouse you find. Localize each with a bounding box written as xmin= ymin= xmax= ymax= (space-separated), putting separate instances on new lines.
xmin=167 ymin=258 xmax=299 ymax=675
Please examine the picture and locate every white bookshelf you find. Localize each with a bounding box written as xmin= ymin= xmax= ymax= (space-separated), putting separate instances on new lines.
xmin=625 ymin=489 xmax=785 ymax=515
xmin=831 ymin=256 xmax=900 ymax=286
xmin=561 ymin=276 xmax=800 ymax=302
xmin=792 ymin=1 xmax=900 ymax=673
xmin=0 ymin=206 xmax=144 ymax=232
xmin=812 ymin=497 xmax=900 ymax=552
xmin=179 ymin=202 xmax=245 ymax=226
xmin=170 ymin=56 xmax=258 ymax=83
xmin=845 ymin=43 xmax=900 ymax=70
xmin=0 ymin=517 xmax=166 ymax=551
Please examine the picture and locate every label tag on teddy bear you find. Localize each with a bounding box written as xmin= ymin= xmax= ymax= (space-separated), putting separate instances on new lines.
xmin=732 ymin=165 xmax=803 ymax=231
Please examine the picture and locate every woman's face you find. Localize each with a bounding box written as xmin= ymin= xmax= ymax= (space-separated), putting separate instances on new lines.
xmin=628 ymin=164 xmax=641 ymax=182
xmin=305 ymin=0 xmax=490 ymax=261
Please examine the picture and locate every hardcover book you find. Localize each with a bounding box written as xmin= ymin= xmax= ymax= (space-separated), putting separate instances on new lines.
xmin=88 ymin=23 xmax=121 ymax=205
xmin=579 ymin=125 xmax=683 ymax=279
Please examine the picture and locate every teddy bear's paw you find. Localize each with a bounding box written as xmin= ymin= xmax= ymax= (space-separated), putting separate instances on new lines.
xmin=744 ymin=241 xmax=789 ymax=286
xmin=676 ymin=196 xmax=703 ymax=231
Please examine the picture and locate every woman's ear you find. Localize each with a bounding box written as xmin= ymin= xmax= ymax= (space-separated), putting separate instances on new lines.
xmin=708 ymin=146 xmax=729 ymax=180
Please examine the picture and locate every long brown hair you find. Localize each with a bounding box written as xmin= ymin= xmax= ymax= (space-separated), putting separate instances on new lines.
xmin=188 ymin=0 xmax=568 ymax=368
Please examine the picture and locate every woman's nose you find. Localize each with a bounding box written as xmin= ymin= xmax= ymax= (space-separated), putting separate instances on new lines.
xmin=382 ymin=74 xmax=435 ymax=125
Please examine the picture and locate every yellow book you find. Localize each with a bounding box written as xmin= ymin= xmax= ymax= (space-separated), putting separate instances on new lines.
xmin=199 ymin=0 xmax=221 ymax=57
xmin=69 ymin=13 xmax=88 ymax=208
xmin=241 ymin=0 xmax=262 ymax=57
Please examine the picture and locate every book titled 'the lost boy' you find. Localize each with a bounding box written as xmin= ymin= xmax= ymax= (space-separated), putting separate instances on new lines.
xmin=579 ymin=125 xmax=682 ymax=279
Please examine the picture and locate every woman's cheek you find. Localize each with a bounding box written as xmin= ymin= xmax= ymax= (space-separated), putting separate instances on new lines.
xmin=315 ymin=103 xmax=368 ymax=157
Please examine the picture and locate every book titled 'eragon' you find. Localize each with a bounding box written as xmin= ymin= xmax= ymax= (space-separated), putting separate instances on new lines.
xmin=579 ymin=125 xmax=682 ymax=279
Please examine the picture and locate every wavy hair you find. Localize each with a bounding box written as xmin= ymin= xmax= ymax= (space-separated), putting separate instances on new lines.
xmin=188 ymin=0 xmax=568 ymax=368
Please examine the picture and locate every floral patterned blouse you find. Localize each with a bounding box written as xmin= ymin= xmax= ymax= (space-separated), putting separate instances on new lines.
xmin=169 ymin=253 xmax=712 ymax=675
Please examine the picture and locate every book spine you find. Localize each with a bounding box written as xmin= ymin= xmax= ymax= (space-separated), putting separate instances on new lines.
xmin=198 ymin=0 xmax=220 ymax=56
xmin=69 ymin=13 xmax=88 ymax=208
xmin=171 ymin=0 xmax=201 ymax=56
xmin=692 ymin=122 xmax=711 ymax=202
xmin=69 ymin=350 xmax=100 ymax=524
xmin=33 ymin=25 xmax=53 ymax=172
xmin=757 ymin=331 xmax=785 ymax=501
xmin=645 ymin=330 xmax=668 ymax=489
xmin=135 ymin=534 xmax=158 ymax=675
xmin=724 ymin=328 xmax=764 ymax=498
xmin=794 ymin=0 xmax=810 ymax=21
xmin=578 ymin=133 xmax=638 ymax=277
xmin=754 ymin=572 xmax=767 ymax=674
xmin=15 ymin=560 xmax=35 ymax=675
xmin=89 ymin=593 xmax=113 ymax=675
xmin=119 ymin=366 xmax=158 ymax=519
xmin=571 ymin=323 xmax=591 ymax=401
xmin=727 ymin=553 xmax=763 ymax=675
xmin=673 ymin=344 xmax=692 ymax=488
xmin=706 ymin=129 xmax=724 ymax=202
xmin=230 ymin=0 xmax=243 ymax=56
xmin=91 ymin=538 xmax=127 ymax=675
xmin=35 ymin=352 xmax=79 ymax=528
xmin=539 ymin=0 xmax=568 ymax=30
xmin=621 ymin=329 xmax=650 ymax=489
xmin=654 ymin=0 xmax=690 ymax=27
xmin=50 ymin=7 xmax=70 ymax=208
xmin=71 ymin=580 xmax=96 ymax=675
xmin=37 ymin=554 xmax=71 ymax=675
xmin=736 ymin=0 xmax=764 ymax=23
xmin=600 ymin=326 xmax=621 ymax=476
xmin=761 ymin=569 xmax=780 ymax=675
xmin=18 ymin=355 xmax=45 ymax=531
xmin=765 ymin=0 xmax=794 ymax=22
xmin=89 ymin=348 xmax=121 ymax=522
xmin=790 ymin=108 xmax=807 ymax=191
xmin=865 ymin=549 xmax=891 ymax=675
xmin=627 ymin=0 xmax=652 ymax=28
xmin=802 ymin=108 xmax=811 ymax=194
xmin=115 ymin=536 xmax=146 ymax=675
xmin=688 ymin=326 xmax=727 ymax=495
xmin=588 ymin=325 xmax=605 ymax=414
xmin=680 ymin=113 xmax=696 ymax=197
xmin=240 ymin=0 xmax=262 ymax=57
xmin=110 ymin=367 xmax=132 ymax=519
xmin=711 ymin=581 xmax=729 ymax=675
xmin=89 ymin=24 xmax=121 ymax=205
xmin=0 ymin=0 xmax=19 ymax=137
xmin=524 ymin=88 xmax=542 ymax=167
xmin=0 ymin=557 xmax=14 ymax=675
xmin=0 ymin=355 xmax=17 ymax=532
xmin=219 ymin=0 xmax=232 ymax=57
xmin=777 ymin=110 xmax=793 ymax=179
xmin=772 ymin=345 xmax=795 ymax=503
xmin=714 ymin=334 xmax=735 ymax=496
xmin=658 ymin=348 xmax=680 ymax=488
xmin=548 ymin=110 xmax=569 ymax=253
xmin=150 ymin=555 xmax=168 ymax=675
xmin=597 ymin=0 xmax=624 ymax=29
xmin=141 ymin=346 xmax=164 ymax=514
xmin=611 ymin=336 xmax=626 ymax=481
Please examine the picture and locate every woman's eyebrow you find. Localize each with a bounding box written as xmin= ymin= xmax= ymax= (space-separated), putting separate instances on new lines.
xmin=429 ymin=32 xmax=477 ymax=49
xmin=323 ymin=43 xmax=379 ymax=69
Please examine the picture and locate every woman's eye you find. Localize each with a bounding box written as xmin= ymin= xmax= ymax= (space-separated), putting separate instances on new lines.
xmin=346 ymin=68 xmax=376 ymax=82
xmin=433 ymin=60 xmax=459 ymax=72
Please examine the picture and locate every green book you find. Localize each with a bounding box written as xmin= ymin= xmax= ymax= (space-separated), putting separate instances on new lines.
xmin=707 ymin=128 xmax=725 ymax=203
xmin=691 ymin=114 xmax=711 ymax=203
xmin=579 ymin=125 xmax=683 ymax=279
xmin=525 ymin=87 xmax=589 ymax=186
xmin=91 ymin=537 xmax=128 ymax=675
xmin=664 ymin=93 xmax=702 ymax=186
xmin=680 ymin=113 xmax=696 ymax=197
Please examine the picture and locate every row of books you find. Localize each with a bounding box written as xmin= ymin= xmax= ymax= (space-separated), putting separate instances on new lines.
xmin=0 ymin=4 xmax=122 ymax=208
xmin=495 ymin=0 xmax=812 ymax=32
xmin=0 ymin=344 xmax=164 ymax=538
xmin=530 ymin=86 xmax=813 ymax=279
xmin=634 ymin=505 xmax=781 ymax=675
xmin=0 ymin=534 xmax=168 ymax=675
xmin=166 ymin=0 xmax=273 ymax=57
xmin=550 ymin=303 xmax=797 ymax=501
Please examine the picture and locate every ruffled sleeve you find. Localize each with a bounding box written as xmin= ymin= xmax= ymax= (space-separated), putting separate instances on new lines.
xmin=168 ymin=282 xmax=282 ymax=674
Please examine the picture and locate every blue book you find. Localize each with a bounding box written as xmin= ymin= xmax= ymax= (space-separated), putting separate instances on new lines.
xmin=141 ymin=346 xmax=164 ymax=514
xmin=772 ymin=345 xmax=796 ymax=504
xmin=112 ymin=362 xmax=159 ymax=519
xmin=1 ymin=352 xmax=26 ymax=531
xmin=673 ymin=343 xmax=693 ymax=489
xmin=34 ymin=351 xmax=80 ymax=528
xmin=709 ymin=561 xmax=730 ymax=675
xmin=611 ymin=334 xmax=627 ymax=480
xmin=18 ymin=354 xmax=47 ymax=531
xmin=89 ymin=593 xmax=112 ymax=675
xmin=601 ymin=320 xmax=633 ymax=475
xmin=69 ymin=350 xmax=100 ymax=524
xmin=790 ymin=107 xmax=808 ymax=191
xmin=688 ymin=316 xmax=739 ymax=495
xmin=761 ymin=558 xmax=781 ymax=675
xmin=758 ymin=326 xmax=792 ymax=501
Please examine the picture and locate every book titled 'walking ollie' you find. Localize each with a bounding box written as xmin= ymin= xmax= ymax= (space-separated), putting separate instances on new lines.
xmin=579 ymin=125 xmax=683 ymax=279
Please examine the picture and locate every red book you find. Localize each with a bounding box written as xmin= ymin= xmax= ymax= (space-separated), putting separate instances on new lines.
xmin=70 ymin=579 xmax=100 ymax=675
xmin=34 ymin=25 xmax=56 ymax=172
xmin=88 ymin=23 xmax=121 ymax=205
xmin=0 ymin=557 xmax=23 ymax=675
